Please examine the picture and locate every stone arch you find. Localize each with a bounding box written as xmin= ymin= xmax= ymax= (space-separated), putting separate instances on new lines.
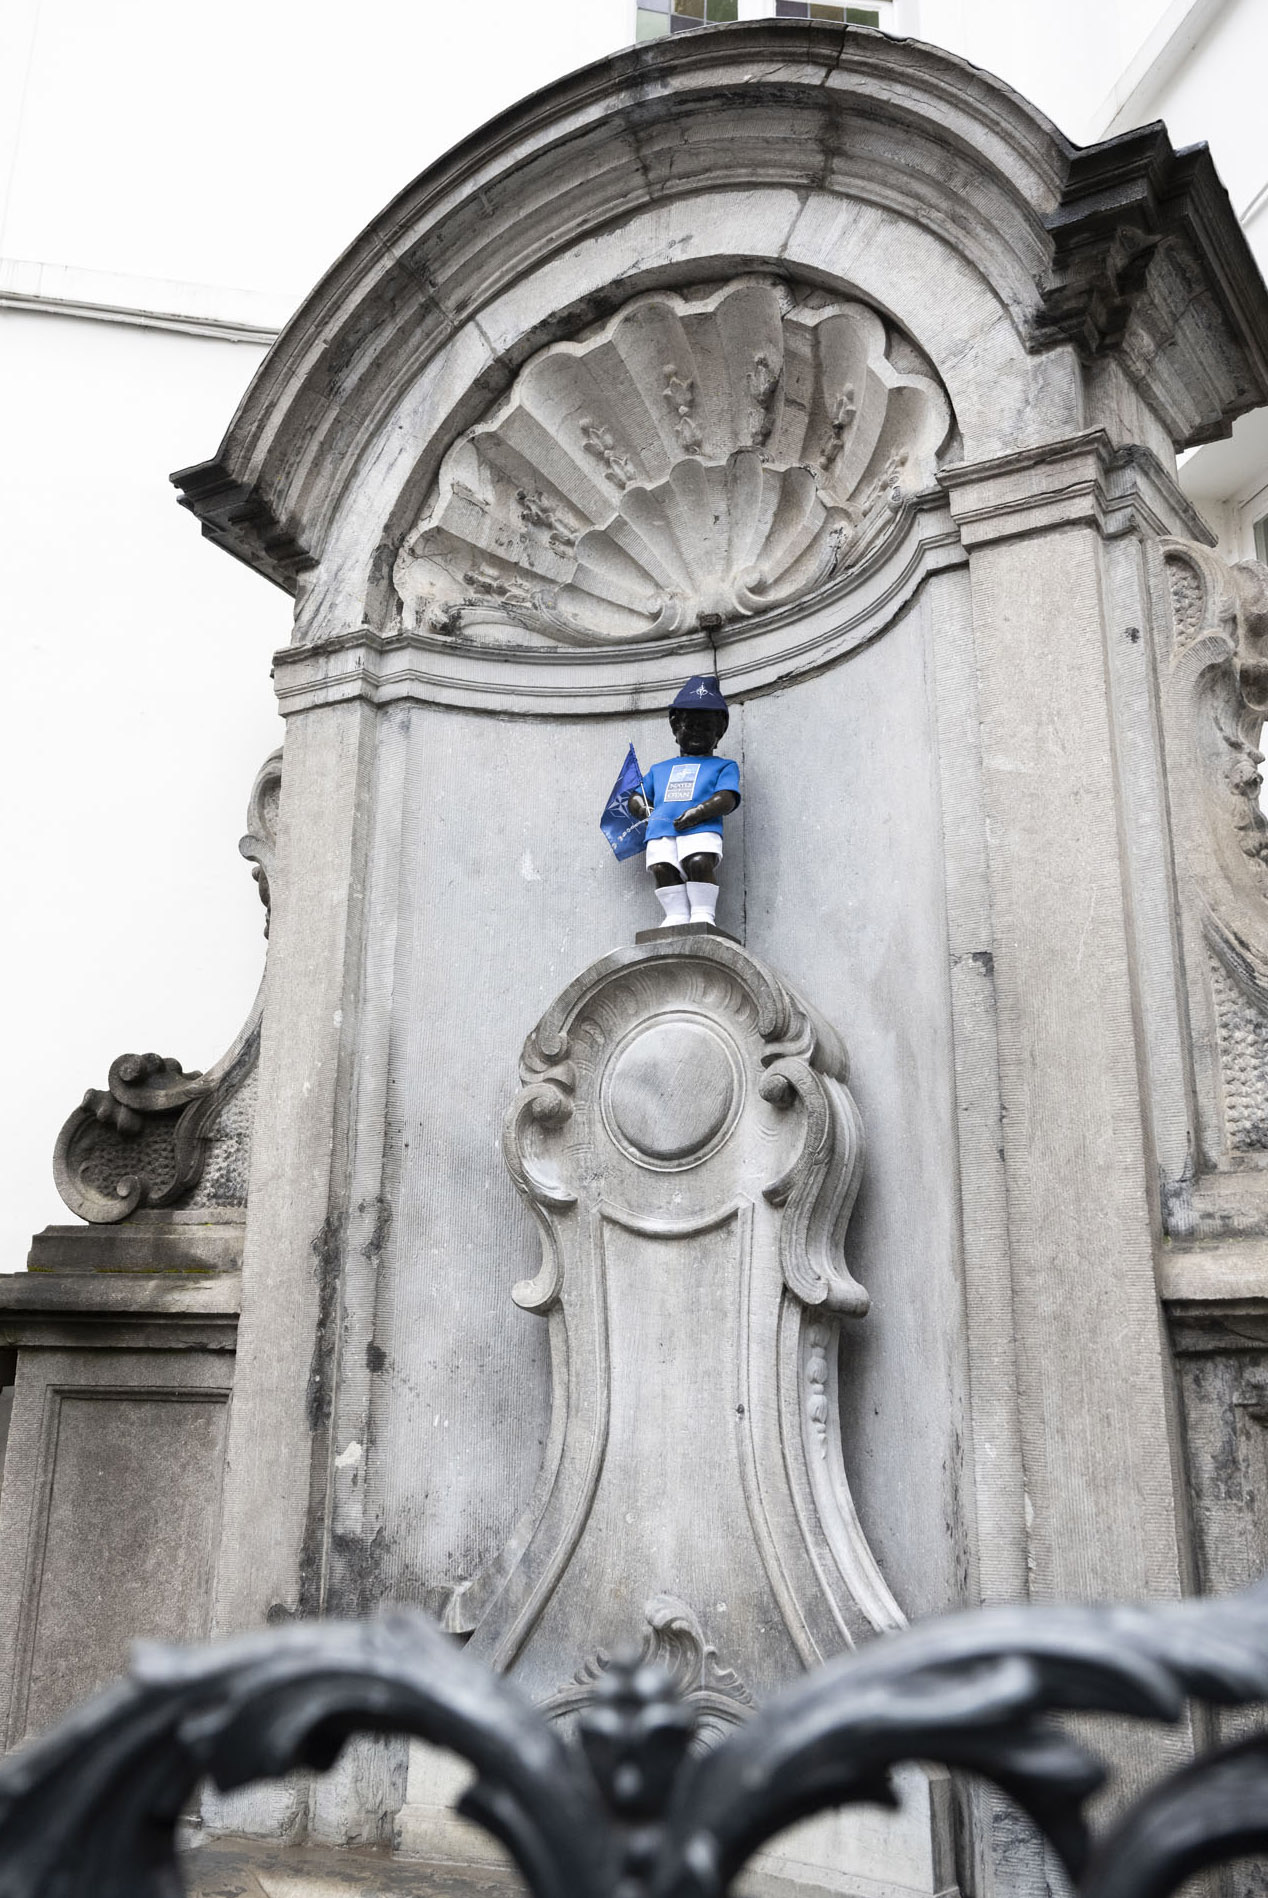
xmin=175 ymin=21 xmax=1267 ymax=715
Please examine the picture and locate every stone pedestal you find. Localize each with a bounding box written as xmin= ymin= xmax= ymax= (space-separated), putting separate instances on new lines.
xmin=396 ymin=930 xmax=951 ymax=1898
xmin=458 ymin=934 xmax=897 ymax=1679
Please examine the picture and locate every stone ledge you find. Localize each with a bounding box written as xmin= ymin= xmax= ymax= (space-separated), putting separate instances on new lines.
xmin=27 ymin=1215 xmax=244 ymax=1275
xmin=1160 ymin=1236 xmax=1268 ymax=1306
xmin=0 ymin=1270 xmax=241 ymax=1352
xmin=181 ymin=1835 xmax=523 ymax=1898
xmin=633 ymin=922 xmax=741 ymax=945
xmin=1159 ymin=1240 xmax=1268 ymax=1353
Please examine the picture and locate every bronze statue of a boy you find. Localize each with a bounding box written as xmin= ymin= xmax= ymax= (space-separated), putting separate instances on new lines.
xmin=628 ymin=675 xmax=740 ymax=928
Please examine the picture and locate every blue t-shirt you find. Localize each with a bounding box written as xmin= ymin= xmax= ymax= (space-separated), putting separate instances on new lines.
xmin=641 ymin=754 xmax=741 ymax=840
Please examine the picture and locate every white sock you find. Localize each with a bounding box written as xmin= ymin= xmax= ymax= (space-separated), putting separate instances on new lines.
xmin=685 ymin=880 xmax=719 ymax=925
xmin=655 ymin=882 xmax=690 ymax=925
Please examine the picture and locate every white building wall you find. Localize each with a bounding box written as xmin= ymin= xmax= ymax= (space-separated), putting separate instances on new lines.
xmin=0 ymin=309 xmax=286 ymax=1260
xmin=1112 ymin=0 xmax=1268 ymax=561
xmin=1 ymin=0 xmax=1265 ymax=1268
xmin=0 ymin=0 xmax=631 ymax=1271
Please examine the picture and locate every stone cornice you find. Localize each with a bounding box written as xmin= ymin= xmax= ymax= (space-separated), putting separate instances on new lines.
xmin=170 ymin=24 xmax=1268 ymax=617
xmin=170 ymin=24 xmax=1072 ymax=597
xmin=171 ymin=461 xmax=315 ymax=594
xmin=1034 ymin=127 xmax=1268 ymax=445
xmin=939 ymin=430 xmax=1217 ymax=548
xmin=0 ymin=1269 xmax=241 ymax=1353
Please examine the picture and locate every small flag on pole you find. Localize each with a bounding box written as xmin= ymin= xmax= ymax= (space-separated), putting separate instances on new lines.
xmin=600 ymin=743 xmax=648 ymax=860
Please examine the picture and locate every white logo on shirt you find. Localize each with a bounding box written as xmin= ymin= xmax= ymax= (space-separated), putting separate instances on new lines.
xmin=664 ymin=762 xmax=701 ymax=802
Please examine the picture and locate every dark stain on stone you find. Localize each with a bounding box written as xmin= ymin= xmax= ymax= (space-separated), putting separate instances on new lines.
xmin=327 ymin=1526 xmax=390 ymax=1619
xmin=362 ymin=1194 xmax=393 ymax=1264
xmin=306 ymin=1213 xmax=344 ymax=1435
xmin=366 ymin=1341 xmax=388 ymax=1373
xmin=1210 ymin=1398 xmax=1244 ymax=1501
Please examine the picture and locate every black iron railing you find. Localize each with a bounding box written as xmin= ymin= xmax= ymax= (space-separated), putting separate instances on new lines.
xmin=4 ymin=1583 xmax=1268 ymax=1898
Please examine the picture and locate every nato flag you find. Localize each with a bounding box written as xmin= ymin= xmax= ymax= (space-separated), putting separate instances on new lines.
xmin=600 ymin=743 xmax=647 ymax=860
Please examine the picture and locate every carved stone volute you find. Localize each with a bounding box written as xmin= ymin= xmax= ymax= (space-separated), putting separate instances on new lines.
xmin=50 ymin=750 xmax=282 ymax=1224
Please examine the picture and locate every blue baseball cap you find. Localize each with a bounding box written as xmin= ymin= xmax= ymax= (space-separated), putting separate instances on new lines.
xmin=670 ymin=674 xmax=729 ymax=713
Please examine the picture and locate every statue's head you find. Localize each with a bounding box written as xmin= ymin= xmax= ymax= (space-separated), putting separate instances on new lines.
xmin=669 ymin=675 xmax=729 ymax=756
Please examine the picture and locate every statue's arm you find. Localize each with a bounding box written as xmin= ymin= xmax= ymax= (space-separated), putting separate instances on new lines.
xmin=673 ymin=790 xmax=739 ymax=832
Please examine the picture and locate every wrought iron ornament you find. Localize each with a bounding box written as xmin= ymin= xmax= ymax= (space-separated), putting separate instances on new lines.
xmin=4 ymin=1583 xmax=1268 ymax=1898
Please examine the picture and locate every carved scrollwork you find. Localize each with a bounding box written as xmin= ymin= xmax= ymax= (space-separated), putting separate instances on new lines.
xmin=52 ymin=1034 xmax=262 ymax=1228
xmin=54 ymin=1052 xmax=223 ymax=1222
xmin=505 ymin=1066 xmax=578 ymax=1313
xmin=1162 ymin=544 xmax=1268 ymax=1165
xmin=759 ymin=1053 xmax=868 ymax=1317
xmin=460 ymin=935 xmax=901 ymax=1701
xmin=239 ymin=746 xmax=282 ymax=936
xmin=393 ymin=278 xmax=951 ymax=648
xmin=542 ymin=1594 xmax=755 ymax=1748
xmin=50 ymin=750 xmax=282 ymax=1225
xmin=1163 ymin=546 xmax=1268 ymax=891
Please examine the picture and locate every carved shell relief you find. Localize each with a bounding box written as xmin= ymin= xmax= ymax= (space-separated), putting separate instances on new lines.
xmin=393 ymin=279 xmax=952 ymax=647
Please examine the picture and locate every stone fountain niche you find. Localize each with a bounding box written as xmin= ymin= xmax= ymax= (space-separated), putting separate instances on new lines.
xmin=7 ymin=23 xmax=1268 ymax=1898
xmin=392 ymin=278 xmax=951 ymax=648
xmin=368 ymin=276 xmax=958 ymax=1890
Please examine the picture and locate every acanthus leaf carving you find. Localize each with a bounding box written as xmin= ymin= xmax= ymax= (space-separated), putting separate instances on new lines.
xmin=542 ymin=1595 xmax=755 ymax=1750
xmin=393 ymin=278 xmax=951 ymax=648
xmin=1163 ymin=548 xmax=1268 ymax=894
xmin=1162 ymin=544 xmax=1268 ymax=1178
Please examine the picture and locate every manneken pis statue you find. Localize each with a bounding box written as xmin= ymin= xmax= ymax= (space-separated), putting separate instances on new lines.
xmin=628 ymin=674 xmax=741 ymax=929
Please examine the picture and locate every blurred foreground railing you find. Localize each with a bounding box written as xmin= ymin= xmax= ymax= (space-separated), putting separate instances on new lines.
xmin=5 ymin=1583 xmax=1268 ymax=1898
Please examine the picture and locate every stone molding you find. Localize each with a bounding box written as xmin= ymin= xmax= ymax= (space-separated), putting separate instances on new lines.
xmin=170 ymin=26 xmax=1268 ymax=615
xmin=451 ymin=933 xmax=903 ymax=1702
xmin=270 ymin=493 xmax=961 ymax=716
xmin=265 ymin=434 xmax=1215 ymax=717
xmin=49 ymin=751 xmax=280 ymax=1227
xmin=26 ymin=1211 xmax=245 ymax=1277
xmin=0 ymin=1271 xmax=241 ymax=1352
xmin=172 ymin=464 xmax=314 ymax=594
xmin=940 ymin=429 xmax=1215 ymax=549
xmin=1160 ymin=1240 xmax=1268 ymax=1312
